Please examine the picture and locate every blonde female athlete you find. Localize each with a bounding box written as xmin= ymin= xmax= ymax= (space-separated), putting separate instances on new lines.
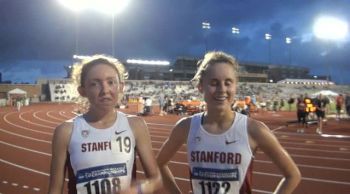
xmin=157 ymin=51 xmax=300 ymax=194
xmin=48 ymin=55 xmax=162 ymax=194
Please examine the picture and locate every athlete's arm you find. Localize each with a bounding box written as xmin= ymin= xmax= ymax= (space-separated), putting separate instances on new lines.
xmin=156 ymin=117 xmax=191 ymax=194
xmin=48 ymin=122 xmax=73 ymax=194
xmin=248 ymin=119 xmax=301 ymax=194
xmin=128 ymin=116 xmax=163 ymax=194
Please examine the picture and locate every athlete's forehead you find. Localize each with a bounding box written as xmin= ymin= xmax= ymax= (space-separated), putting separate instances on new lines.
xmin=85 ymin=63 xmax=119 ymax=79
xmin=202 ymin=62 xmax=237 ymax=81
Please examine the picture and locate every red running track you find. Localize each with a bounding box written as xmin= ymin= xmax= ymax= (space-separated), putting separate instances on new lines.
xmin=1 ymin=103 xmax=350 ymax=194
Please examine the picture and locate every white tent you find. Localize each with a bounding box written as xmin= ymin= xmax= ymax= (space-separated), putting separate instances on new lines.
xmin=312 ymin=90 xmax=338 ymax=97
xmin=7 ymin=88 xmax=27 ymax=98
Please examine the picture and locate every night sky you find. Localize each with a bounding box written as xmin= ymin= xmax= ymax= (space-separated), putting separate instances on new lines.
xmin=0 ymin=0 xmax=349 ymax=84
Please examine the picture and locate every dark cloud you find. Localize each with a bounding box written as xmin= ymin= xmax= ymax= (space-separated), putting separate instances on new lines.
xmin=0 ymin=0 xmax=349 ymax=84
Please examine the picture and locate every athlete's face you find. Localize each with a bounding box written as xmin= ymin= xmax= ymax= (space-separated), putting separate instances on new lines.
xmin=78 ymin=63 xmax=123 ymax=110
xmin=198 ymin=62 xmax=237 ymax=111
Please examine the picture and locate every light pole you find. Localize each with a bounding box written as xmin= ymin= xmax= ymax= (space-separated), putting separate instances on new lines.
xmin=265 ymin=33 xmax=272 ymax=64
xmin=58 ymin=0 xmax=131 ymax=57
xmin=232 ymin=26 xmax=240 ymax=56
xmin=285 ymin=37 xmax=292 ymax=65
xmin=202 ymin=21 xmax=211 ymax=53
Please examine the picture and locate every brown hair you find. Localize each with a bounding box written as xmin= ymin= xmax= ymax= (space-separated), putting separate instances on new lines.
xmin=191 ymin=51 xmax=238 ymax=85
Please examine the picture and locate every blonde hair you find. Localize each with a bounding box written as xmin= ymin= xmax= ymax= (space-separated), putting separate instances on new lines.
xmin=191 ymin=51 xmax=238 ymax=85
xmin=71 ymin=54 xmax=128 ymax=87
xmin=70 ymin=54 xmax=128 ymax=111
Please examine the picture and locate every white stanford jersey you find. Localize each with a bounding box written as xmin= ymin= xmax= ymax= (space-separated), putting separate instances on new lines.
xmin=68 ymin=111 xmax=135 ymax=194
xmin=187 ymin=112 xmax=254 ymax=194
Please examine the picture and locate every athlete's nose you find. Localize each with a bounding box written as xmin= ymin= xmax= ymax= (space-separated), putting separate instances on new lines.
xmin=100 ymin=81 xmax=111 ymax=94
xmin=217 ymin=82 xmax=226 ymax=92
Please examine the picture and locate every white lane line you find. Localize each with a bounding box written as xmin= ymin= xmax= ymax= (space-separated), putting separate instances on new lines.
xmin=60 ymin=111 xmax=74 ymax=119
xmin=0 ymin=128 xmax=51 ymax=144
xmin=136 ymin=170 xmax=272 ymax=194
xmin=2 ymin=144 xmax=350 ymax=187
xmin=254 ymin=171 xmax=350 ymax=185
xmin=46 ymin=111 xmax=66 ymax=121
xmin=0 ymin=158 xmax=49 ymax=176
xmin=149 ymin=130 xmax=350 ymax=152
xmin=3 ymin=112 xmax=53 ymax=135
xmin=33 ymin=187 xmax=40 ymax=192
xmin=19 ymin=111 xmax=54 ymax=129
xmin=147 ymin=122 xmax=175 ymax=127
xmin=0 ymin=141 xmax=51 ymax=156
xmin=33 ymin=111 xmax=61 ymax=125
xmin=2 ymin=125 xmax=349 ymax=163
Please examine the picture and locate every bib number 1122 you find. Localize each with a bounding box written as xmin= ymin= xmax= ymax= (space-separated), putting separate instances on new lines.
xmin=198 ymin=181 xmax=230 ymax=194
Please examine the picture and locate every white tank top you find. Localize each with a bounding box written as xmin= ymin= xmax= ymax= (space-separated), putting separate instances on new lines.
xmin=187 ymin=112 xmax=253 ymax=194
xmin=68 ymin=111 xmax=135 ymax=194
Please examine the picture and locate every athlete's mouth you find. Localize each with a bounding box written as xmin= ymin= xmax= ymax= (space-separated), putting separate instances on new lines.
xmin=214 ymin=96 xmax=228 ymax=101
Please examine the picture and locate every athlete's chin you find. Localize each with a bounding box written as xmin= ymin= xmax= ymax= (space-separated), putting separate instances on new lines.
xmin=96 ymin=102 xmax=116 ymax=108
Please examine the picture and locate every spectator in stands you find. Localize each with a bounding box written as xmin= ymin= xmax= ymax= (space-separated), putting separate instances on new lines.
xmin=287 ymin=97 xmax=295 ymax=111
xmin=48 ymin=55 xmax=162 ymax=194
xmin=296 ymin=94 xmax=307 ymax=131
xmin=279 ymin=98 xmax=285 ymax=111
xmin=16 ymin=99 xmax=22 ymax=112
xmin=313 ymin=94 xmax=328 ymax=134
xmin=346 ymin=93 xmax=350 ymax=117
xmin=144 ymin=97 xmax=153 ymax=115
xmin=158 ymin=93 xmax=165 ymax=116
xmin=137 ymin=93 xmax=144 ymax=115
xmin=157 ymin=51 xmax=300 ymax=194
xmin=304 ymin=93 xmax=313 ymax=121
xmin=272 ymin=97 xmax=279 ymax=112
xmin=335 ymin=94 xmax=344 ymax=120
xmin=244 ymin=95 xmax=252 ymax=116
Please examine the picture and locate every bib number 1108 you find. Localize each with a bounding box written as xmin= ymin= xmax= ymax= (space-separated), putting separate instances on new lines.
xmin=83 ymin=177 xmax=120 ymax=194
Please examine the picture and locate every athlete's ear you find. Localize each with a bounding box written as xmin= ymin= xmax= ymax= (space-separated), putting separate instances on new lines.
xmin=78 ymin=86 xmax=86 ymax=97
xmin=118 ymin=82 xmax=125 ymax=93
xmin=197 ymin=82 xmax=203 ymax=93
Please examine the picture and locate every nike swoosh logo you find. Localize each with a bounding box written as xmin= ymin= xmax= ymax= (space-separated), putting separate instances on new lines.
xmin=115 ymin=130 xmax=126 ymax=135
xmin=225 ymin=140 xmax=238 ymax=145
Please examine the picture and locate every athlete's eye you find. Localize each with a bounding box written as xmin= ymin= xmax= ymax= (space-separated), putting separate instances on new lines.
xmin=225 ymin=80 xmax=233 ymax=86
xmin=89 ymin=81 xmax=99 ymax=88
xmin=210 ymin=80 xmax=218 ymax=86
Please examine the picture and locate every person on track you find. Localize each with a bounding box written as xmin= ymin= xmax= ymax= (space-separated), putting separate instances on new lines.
xmin=156 ymin=51 xmax=301 ymax=194
xmin=48 ymin=55 xmax=162 ymax=194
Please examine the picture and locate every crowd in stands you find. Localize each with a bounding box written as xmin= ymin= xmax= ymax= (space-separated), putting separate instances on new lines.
xmin=47 ymin=80 xmax=350 ymax=115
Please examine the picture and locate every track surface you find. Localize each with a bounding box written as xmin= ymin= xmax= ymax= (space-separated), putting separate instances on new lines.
xmin=1 ymin=103 xmax=350 ymax=194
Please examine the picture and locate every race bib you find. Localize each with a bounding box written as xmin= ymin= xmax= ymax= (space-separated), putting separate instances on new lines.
xmin=76 ymin=163 xmax=128 ymax=194
xmin=191 ymin=167 xmax=239 ymax=194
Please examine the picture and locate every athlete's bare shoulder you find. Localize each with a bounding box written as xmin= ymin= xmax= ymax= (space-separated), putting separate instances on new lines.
xmin=52 ymin=120 xmax=74 ymax=148
xmin=126 ymin=114 xmax=146 ymax=126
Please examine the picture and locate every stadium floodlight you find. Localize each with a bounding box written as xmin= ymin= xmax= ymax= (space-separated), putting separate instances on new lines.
xmin=58 ymin=0 xmax=88 ymax=12
xmin=265 ymin=33 xmax=272 ymax=40
xmin=285 ymin=37 xmax=292 ymax=44
xmin=58 ymin=0 xmax=130 ymax=15
xmin=73 ymin=54 xmax=92 ymax=61
xmin=126 ymin=59 xmax=170 ymax=66
xmin=265 ymin=33 xmax=272 ymax=64
xmin=202 ymin=22 xmax=211 ymax=30
xmin=313 ymin=16 xmax=348 ymax=41
xmin=232 ymin=27 xmax=240 ymax=34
